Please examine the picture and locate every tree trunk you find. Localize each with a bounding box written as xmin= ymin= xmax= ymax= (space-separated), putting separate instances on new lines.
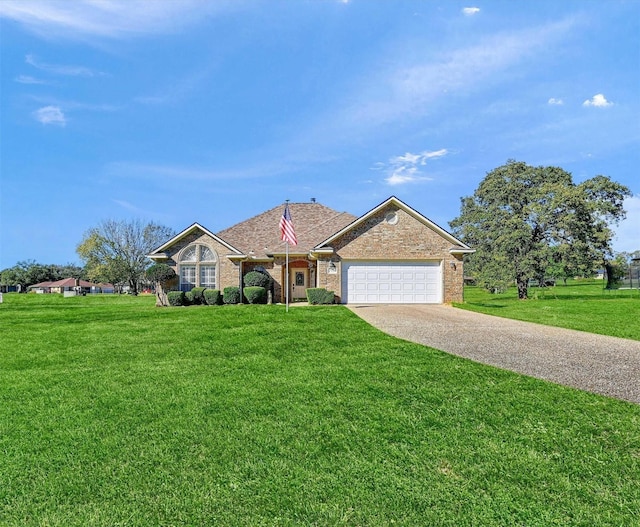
xmin=155 ymin=281 xmax=169 ymax=307
xmin=604 ymin=262 xmax=616 ymax=289
xmin=516 ymin=275 xmax=528 ymax=299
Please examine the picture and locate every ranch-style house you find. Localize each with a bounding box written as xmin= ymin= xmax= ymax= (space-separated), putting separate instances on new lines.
xmin=147 ymin=196 xmax=473 ymax=304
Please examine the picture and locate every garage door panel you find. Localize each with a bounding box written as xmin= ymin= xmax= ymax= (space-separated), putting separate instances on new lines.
xmin=342 ymin=262 xmax=442 ymax=304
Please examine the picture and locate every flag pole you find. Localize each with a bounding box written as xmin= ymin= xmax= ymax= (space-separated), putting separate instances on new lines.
xmin=285 ymin=199 xmax=290 ymax=313
xmin=285 ymin=239 xmax=289 ymax=313
xmin=280 ymin=199 xmax=296 ymax=313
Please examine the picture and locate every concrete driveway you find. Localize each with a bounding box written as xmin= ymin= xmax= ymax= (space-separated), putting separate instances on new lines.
xmin=347 ymin=304 xmax=640 ymax=404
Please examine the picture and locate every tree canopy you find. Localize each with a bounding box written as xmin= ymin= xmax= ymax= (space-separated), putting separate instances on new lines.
xmin=449 ymin=160 xmax=631 ymax=299
xmin=76 ymin=219 xmax=175 ymax=294
xmin=0 ymin=260 xmax=84 ymax=290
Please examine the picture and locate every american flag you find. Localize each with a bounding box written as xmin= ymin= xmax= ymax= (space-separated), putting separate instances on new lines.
xmin=279 ymin=203 xmax=297 ymax=246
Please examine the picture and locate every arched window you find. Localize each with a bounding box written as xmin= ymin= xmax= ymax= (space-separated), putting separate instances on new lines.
xmin=179 ymin=244 xmax=217 ymax=292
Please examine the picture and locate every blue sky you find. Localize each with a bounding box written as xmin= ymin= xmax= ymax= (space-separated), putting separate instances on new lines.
xmin=1 ymin=0 xmax=639 ymax=269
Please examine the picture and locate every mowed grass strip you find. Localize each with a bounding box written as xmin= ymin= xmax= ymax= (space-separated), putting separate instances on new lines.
xmin=1 ymin=294 xmax=639 ymax=526
xmin=456 ymin=280 xmax=640 ymax=341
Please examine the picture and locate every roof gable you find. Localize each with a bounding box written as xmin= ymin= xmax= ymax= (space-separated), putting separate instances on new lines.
xmin=315 ymin=196 xmax=473 ymax=252
xmin=148 ymin=223 xmax=243 ymax=257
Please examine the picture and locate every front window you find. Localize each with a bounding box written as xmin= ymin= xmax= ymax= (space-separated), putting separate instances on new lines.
xmin=180 ymin=266 xmax=196 ymax=292
xmin=200 ymin=266 xmax=216 ymax=288
xmin=179 ymin=244 xmax=217 ymax=291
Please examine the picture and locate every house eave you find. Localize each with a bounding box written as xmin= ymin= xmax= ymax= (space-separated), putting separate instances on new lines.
xmin=309 ymin=247 xmax=335 ymax=258
xmin=147 ymin=252 xmax=169 ymax=260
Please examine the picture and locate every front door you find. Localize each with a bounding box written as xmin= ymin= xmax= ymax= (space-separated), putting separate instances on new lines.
xmin=290 ymin=268 xmax=309 ymax=299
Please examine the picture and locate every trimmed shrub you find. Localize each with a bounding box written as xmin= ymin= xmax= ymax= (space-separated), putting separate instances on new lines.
xmin=243 ymin=270 xmax=272 ymax=289
xmin=223 ymin=286 xmax=241 ymax=304
xmin=204 ymin=289 xmax=222 ymax=306
xmin=306 ymin=288 xmax=335 ymax=305
xmin=244 ymin=286 xmax=267 ymax=304
xmin=167 ymin=291 xmax=186 ymax=306
xmin=184 ymin=291 xmax=195 ymax=305
xmin=190 ymin=287 xmax=206 ymax=305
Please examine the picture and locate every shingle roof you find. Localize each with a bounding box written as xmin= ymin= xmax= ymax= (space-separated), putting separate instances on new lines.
xmin=216 ymin=202 xmax=357 ymax=257
xmin=28 ymin=278 xmax=112 ymax=289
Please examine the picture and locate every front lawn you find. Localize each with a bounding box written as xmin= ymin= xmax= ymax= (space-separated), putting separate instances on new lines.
xmin=456 ymin=280 xmax=640 ymax=340
xmin=1 ymin=294 xmax=639 ymax=526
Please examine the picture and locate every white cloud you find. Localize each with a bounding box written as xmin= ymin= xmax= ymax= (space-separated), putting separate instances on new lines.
xmin=33 ymin=106 xmax=66 ymax=126
xmin=379 ymin=149 xmax=448 ymax=186
xmin=462 ymin=7 xmax=480 ymax=16
xmin=614 ymin=195 xmax=640 ymax=252
xmin=26 ymin=54 xmax=104 ymax=77
xmin=548 ymin=97 xmax=564 ymax=105
xmin=15 ymin=74 xmax=49 ymax=85
xmin=0 ymin=0 xmax=233 ymax=40
xmin=583 ymin=93 xmax=613 ymax=107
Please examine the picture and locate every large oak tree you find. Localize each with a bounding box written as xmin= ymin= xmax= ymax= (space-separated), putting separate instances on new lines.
xmin=449 ymin=160 xmax=631 ymax=299
xmin=76 ymin=220 xmax=175 ymax=294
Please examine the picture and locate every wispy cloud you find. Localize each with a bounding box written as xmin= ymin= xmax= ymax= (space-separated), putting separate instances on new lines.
xmin=340 ymin=17 xmax=580 ymax=129
xmin=134 ymin=64 xmax=216 ymax=106
xmin=33 ymin=106 xmax=66 ymax=126
xmin=104 ymin=160 xmax=296 ymax=184
xmin=583 ymin=93 xmax=613 ymax=107
xmin=26 ymin=54 xmax=104 ymax=77
xmin=462 ymin=7 xmax=480 ymax=16
xmin=0 ymin=0 xmax=234 ymax=40
xmin=548 ymin=97 xmax=564 ymax=105
xmin=375 ymin=149 xmax=448 ymax=186
xmin=15 ymin=74 xmax=51 ymax=85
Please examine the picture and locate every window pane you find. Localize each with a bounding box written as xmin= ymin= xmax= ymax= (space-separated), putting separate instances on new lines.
xmin=200 ymin=266 xmax=216 ymax=288
xmin=181 ymin=246 xmax=196 ymax=262
xmin=180 ymin=266 xmax=196 ymax=291
xmin=200 ymin=245 xmax=215 ymax=262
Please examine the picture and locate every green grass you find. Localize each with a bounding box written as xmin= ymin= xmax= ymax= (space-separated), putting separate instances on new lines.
xmin=456 ymin=280 xmax=640 ymax=341
xmin=1 ymin=294 xmax=639 ymax=526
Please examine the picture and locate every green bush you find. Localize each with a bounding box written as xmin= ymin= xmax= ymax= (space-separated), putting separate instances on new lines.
xmin=244 ymin=286 xmax=267 ymax=304
xmin=190 ymin=287 xmax=206 ymax=305
xmin=223 ymin=286 xmax=241 ymax=304
xmin=204 ymin=289 xmax=222 ymax=306
xmin=145 ymin=263 xmax=176 ymax=284
xmin=167 ymin=291 xmax=186 ymax=306
xmin=243 ymin=270 xmax=271 ymax=289
xmin=184 ymin=291 xmax=195 ymax=305
xmin=306 ymin=288 xmax=335 ymax=305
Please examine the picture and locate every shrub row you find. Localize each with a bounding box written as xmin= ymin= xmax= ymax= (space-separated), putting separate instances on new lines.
xmin=306 ymin=288 xmax=335 ymax=305
xmin=167 ymin=288 xmax=223 ymax=307
xmin=168 ymin=285 xmax=271 ymax=307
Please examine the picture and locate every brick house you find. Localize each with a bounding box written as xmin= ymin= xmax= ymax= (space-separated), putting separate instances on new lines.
xmin=147 ymin=196 xmax=473 ymax=304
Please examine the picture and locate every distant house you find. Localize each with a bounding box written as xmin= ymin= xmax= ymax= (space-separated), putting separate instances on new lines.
xmin=28 ymin=278 xmax=114 ymax=294
xmin=148 ymin=196 xmax=474 ymax=304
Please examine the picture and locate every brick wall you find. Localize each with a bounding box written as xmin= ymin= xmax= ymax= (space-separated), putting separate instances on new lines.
xmin=318 ymin=204 xmax=465 ymax=303
xmin=162 ymin=231 xmax=240 ymax=291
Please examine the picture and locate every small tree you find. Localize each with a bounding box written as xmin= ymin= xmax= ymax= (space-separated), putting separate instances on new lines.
xmin=146 ymin=263 xmax=176 ymax=307
xmin=77 ymin=219 xmax=175 ymax=294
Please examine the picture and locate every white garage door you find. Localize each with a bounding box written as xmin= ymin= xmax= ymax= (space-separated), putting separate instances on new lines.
xmin=342 ymin=262 xmax=442 ymax=304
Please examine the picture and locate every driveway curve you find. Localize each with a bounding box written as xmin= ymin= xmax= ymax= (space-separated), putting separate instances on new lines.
xmin=347 ymin=304 xmax=640 ymax=404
